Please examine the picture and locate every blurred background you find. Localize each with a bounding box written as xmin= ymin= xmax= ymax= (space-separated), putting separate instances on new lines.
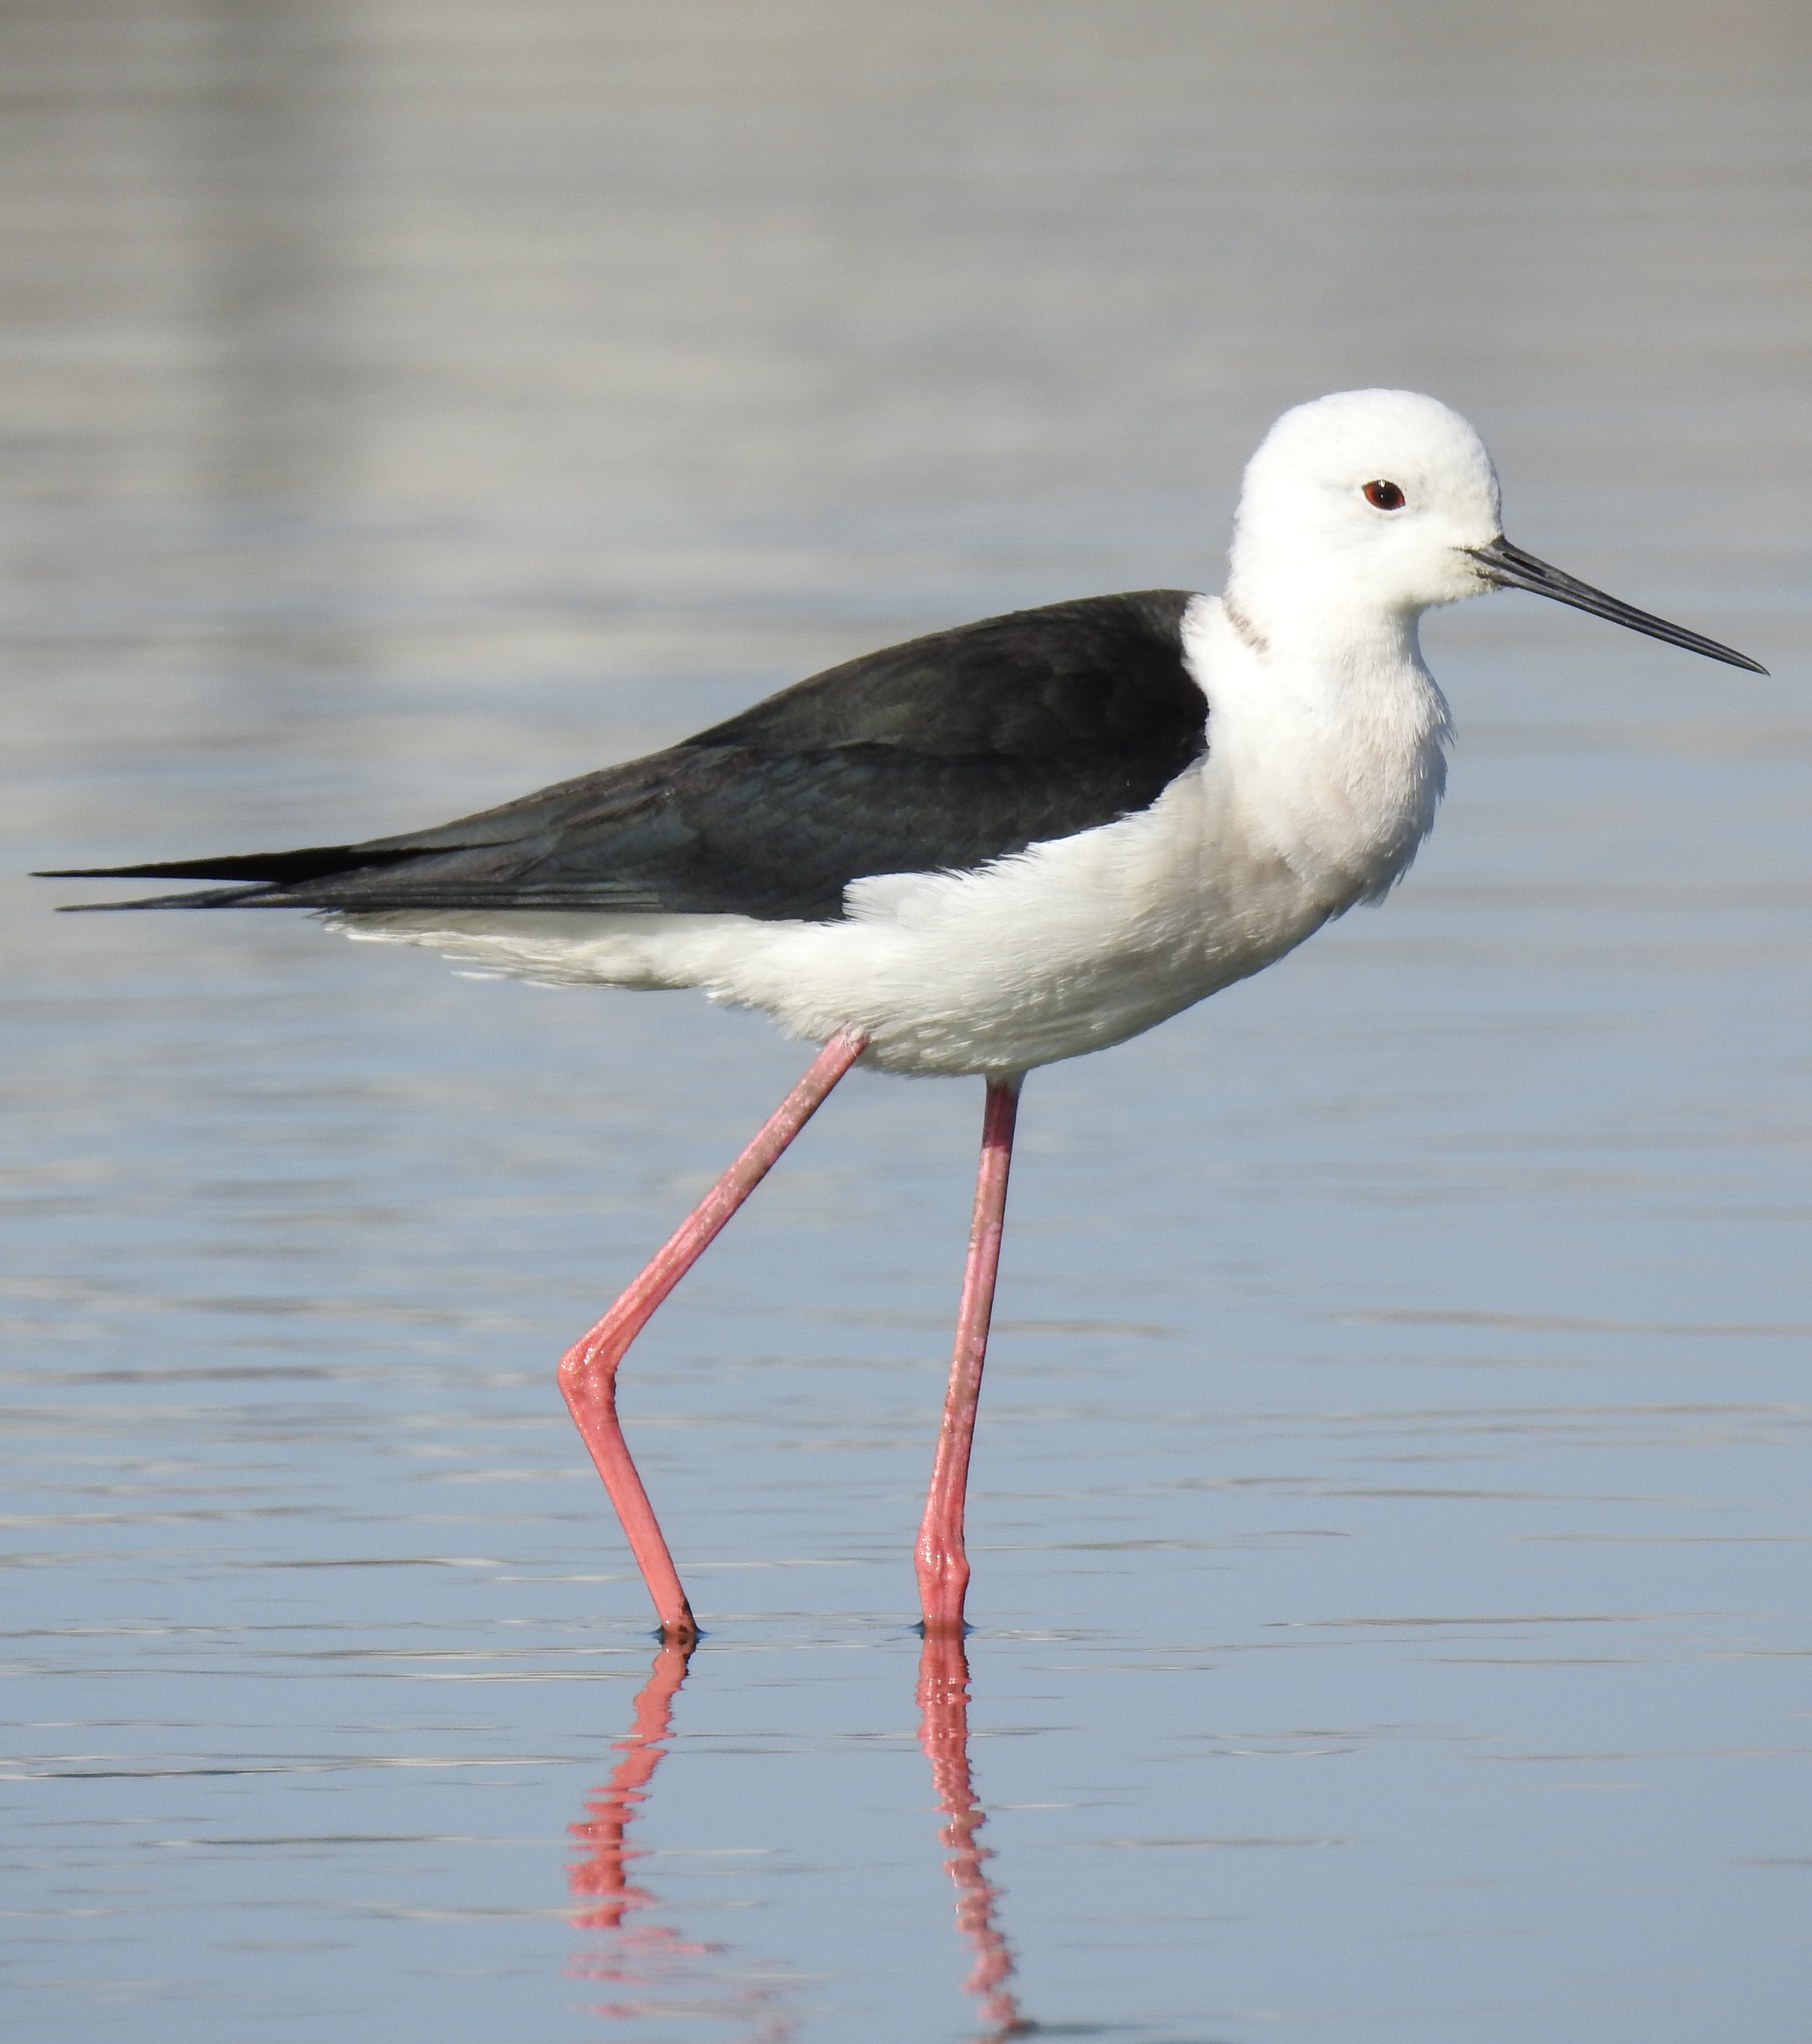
xmin=4 ymin=4 xmax=1809 ymax=2040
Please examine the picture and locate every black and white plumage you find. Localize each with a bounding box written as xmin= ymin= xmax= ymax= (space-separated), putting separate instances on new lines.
xmin=63 ymin=589 xmax=1206 ymax=924
xmin=46 ymin=390 xmax=1763 ymax=1079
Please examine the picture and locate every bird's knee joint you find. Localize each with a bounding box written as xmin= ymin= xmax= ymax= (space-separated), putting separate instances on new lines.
xmin=557 ymin=1344 xmax=615 ymax=1408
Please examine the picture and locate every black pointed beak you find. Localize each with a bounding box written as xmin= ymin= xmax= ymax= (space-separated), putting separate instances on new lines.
xmin=1465 ymin=536 xmax=1767 ymax=675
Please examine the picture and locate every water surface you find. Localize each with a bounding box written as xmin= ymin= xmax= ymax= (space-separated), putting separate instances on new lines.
xmin=4 ymin=4 xmax=1810 ymax=2039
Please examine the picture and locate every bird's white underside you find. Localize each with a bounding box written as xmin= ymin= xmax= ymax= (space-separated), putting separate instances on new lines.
xmin=338 ymin=591 xmax=1452 ymax=1076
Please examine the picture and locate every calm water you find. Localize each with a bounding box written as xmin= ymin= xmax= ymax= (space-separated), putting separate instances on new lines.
xmin=4 ymin=4 xmax=1810 ymax=2039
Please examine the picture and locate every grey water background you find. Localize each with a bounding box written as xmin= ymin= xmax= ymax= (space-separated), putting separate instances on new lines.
xmin=4 ymin=2 xmax=1810 ymax=2037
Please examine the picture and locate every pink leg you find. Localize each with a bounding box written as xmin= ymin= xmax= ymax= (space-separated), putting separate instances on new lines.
xmin=917 ymin=1074 xmax=1023 ymax=1633
xmin=559 ymin=1028 xmax=868 ymax=1641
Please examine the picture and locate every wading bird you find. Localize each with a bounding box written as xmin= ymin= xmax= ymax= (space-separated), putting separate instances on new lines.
xmin=43 ymin=390 xmax=1763 ymax=1643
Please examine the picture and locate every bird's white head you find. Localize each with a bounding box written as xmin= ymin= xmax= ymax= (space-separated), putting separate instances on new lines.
xmin=1225 ymin=387 xmax=1766 ymax=672
xmin=1227 ymin=389 xmax=1502 ymax=633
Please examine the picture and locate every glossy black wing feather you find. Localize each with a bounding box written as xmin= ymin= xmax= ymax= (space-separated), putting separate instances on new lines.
xmin=43 ymin=590 xmax=1207 ymax=921
xmin=689 ymin=588 xmax=1203 ymax=758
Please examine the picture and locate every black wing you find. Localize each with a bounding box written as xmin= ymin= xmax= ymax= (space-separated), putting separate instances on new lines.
xmin=41 ymin=590 xmax=1208 ymax=922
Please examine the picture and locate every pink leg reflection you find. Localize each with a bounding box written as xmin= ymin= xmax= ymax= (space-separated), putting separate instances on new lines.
xmin=568 ymin=1639 xmax=694 ymax=1931
xmin=917 ymin=1632 xmax=1032 ymax=2040
xmin=567 ymin=1643 xmax=799 ymax=2039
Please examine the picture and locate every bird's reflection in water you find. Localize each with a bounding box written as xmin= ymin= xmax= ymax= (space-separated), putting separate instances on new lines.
xmin=565 ymin=1634 xmax=1030 ymax=2040
xmin=568 ymin=1640 xmax=691 ymax=1936
xmin=565 ymin=1641 xmax=799 ymax=2040
xmin=917 ymin=1633 xmax=1032 ymax=2040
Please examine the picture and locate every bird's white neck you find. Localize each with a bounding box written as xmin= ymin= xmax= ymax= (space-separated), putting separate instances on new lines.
xmin=1185 ymin=588 xmax=1452 ymax=911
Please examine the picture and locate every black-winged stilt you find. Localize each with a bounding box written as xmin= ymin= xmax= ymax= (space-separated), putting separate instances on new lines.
xmin=42 ymin=389 xmax=1765 ymax=1643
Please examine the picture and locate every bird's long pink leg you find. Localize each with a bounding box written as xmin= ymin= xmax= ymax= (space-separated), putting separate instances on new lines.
xmin=558 ymin=1028 xmax=869 ymax=1642
xmin=917 ymin=1074 xmax=1023 ymax=1633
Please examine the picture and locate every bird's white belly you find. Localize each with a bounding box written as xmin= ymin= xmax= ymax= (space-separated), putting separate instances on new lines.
xmin=338 ymin=764 xmax=1365 ymax=1077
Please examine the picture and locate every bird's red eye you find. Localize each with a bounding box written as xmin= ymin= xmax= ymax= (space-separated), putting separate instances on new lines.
xmin=1362 ymin=479 xmax=1406 ymax=511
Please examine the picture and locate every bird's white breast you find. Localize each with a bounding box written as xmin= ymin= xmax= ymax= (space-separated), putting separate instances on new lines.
xmin=342 ymin=595 xmax=1451 ymax=1077
xmin=1190 ymin=592 xmax=1451 ymax=913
